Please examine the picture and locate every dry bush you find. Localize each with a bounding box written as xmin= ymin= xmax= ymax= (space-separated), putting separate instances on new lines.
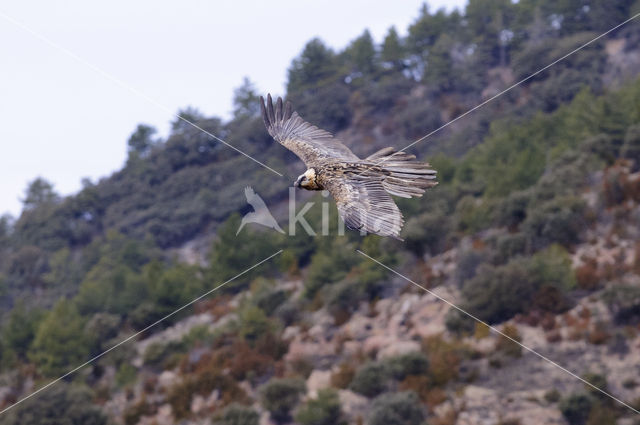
xmin=422 ymin=335 xmax=465 ymax=387
xmin=495 ymin=324 xmax=522 ymax=358
xmin=227 ymin=341 xmax=273 ymax=381
xmin=546 ymin=330 xmax=562 ymax=343
xmin=587 ymin=322 xmax=610 ymax=345
xmin=330 ymin=362 xmax=356 ymax=389
xmin=398 ymin=375 xmax=430 ymax=402
xmin=575 ymin=258 xmax=600 ymax=290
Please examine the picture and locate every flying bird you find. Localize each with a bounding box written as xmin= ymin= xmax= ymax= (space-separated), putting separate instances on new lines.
xmin=236 ymin=186 xmax=285 ymax=235
xmin=260 ymin=94 xmax=437 ymax=239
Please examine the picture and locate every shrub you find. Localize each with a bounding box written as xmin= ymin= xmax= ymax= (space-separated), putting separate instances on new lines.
xmin=403 ymin=212 xmax=451 ymax=257
xmin=330 ymin=362 xmax=356 ymax=389
xmin=295 ymin=389 xmax=344 ymax=425
xmin=28 ymin=300 xmax=90 ymax=377
xmin=143 ymin=340 xmax=186 ymax=369
xmin=168 ymin=369 xmax=248 ymax=420
xmin=123 ymin=398 xmax=154 ymax=425
xmin=521 ymin=197 xmax=586 ymax=250
xmin=214 ymin=403 xmax=259 ymax=425
xmin=559 ymin=393 xmax=594 ymax=425
xmin=544 ymin=389 xmax=561 ymax=403
xmin=495 ymin=324 xmax=522 ymax=358
xmin=0 ymin=383 xmax=107 ymax=425
xmin=304 ymin=240 xmax=359 ymax=299
xmin=454 ymin=196 xmax=494 ymax=234
xmin=385 ymin=352 xmax=429 ymax=380
xmin=602 ymin=284 xmax=640 ymax=325
xmin=260 ymin=378 xmax=306 ymax=423
xmin=252 ymin=284 xmax=287 ymax=315
xmin=396 ymin=99 xmax=442 ymax=140
xmin=367 ymin=391 xmax=425 ymax=425
xmin=452 ymin=246 xmax=574 ymax=325
xmin=238 ymin=306 xmax=274 ymax=344
xmin=455 ymin=249 xmax=489 ymax=287
xmin=493 ymin=189 xmax=531 ymax=229
xmin=622 ymin=124 xmax=640 ymax=171
xmin=581 ymin=373 xmax=608 ymax=398
xmin=349 ymin=362 xmax=390 ymax=397
xmin=493 ymin=233 xmax=527 ymax=264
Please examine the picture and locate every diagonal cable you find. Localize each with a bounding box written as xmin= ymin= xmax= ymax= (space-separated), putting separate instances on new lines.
xmin=0 ymin=249 xmax=282 ymax=417
xmin=370 ymin=11 xmax=640 ymax=168
xmin=356 ymin=249 xmax=640 ymax=416
xmin=0 ymin=10 xmax=283 ymax=177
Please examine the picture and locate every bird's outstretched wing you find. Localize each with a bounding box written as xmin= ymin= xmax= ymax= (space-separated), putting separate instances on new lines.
xmin=260 ymin=94 xmax=359 ymax=168
xmin=323 ymin=170 xmax=404 ymax=240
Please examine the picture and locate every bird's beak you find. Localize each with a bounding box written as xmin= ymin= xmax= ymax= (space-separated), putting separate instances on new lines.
xmin=294 ymin=175 xmax=304 ymax=188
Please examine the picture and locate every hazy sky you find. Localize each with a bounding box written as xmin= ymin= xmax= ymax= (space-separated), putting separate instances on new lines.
xmin=0 ymin=1 xmax=467 ymax=217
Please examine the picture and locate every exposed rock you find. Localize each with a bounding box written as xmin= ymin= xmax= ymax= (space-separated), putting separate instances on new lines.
xmin=306 ymin=369 xmax=332 ymax=397
xmin=338 ymin=389 xmax=369 ymax=423
xmin=377 ymin=340 xmax=421 ymax=360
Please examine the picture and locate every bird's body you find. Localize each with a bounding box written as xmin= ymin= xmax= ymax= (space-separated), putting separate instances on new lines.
xmin=260 ymin=95 xmax=437 ymax=239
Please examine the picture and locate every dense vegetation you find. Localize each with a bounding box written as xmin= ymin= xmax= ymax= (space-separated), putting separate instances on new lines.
xmin=2 ymin=1 xmax=640 ymax=424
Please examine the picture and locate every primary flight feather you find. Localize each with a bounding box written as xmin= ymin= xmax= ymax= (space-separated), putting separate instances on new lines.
xmin=260 ymin=94 xmax=437 ymax=239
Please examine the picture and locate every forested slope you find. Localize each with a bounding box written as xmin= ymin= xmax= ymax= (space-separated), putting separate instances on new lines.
xmin=2 ymin=1 xmax=640 ymax=424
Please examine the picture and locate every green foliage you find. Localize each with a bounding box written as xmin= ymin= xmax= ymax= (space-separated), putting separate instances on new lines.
xmin=251 ymin=279 xmax=288 ymax=315
xmin=238 ymin=306 xmax=274 ymax=344
xmin=404 ymin=211 xmax=451 ymax=256
xmin=381 ymin=26 xmax=405 ymax=69
xmin=143 ymin=340 xmax=186 ymax=369
xmin=21 ymin=177 xmax=59 ymax=211
xmin=295 ymin=389 xmax=344 ymax=425
xmin=29 ymin=299 xmax=90 ymax=377
xmin=232 ymin=77 xmax=260 ymax=118
xmin=115 ymin=363 xmax=138 ymax=388
xmin=260 ymin=378 xmax=306 ymax=423
xmin=349 ymin=361 xmax=390 ymax=397
xmin=451 ymin=245 xmax=574 ymax=326
xmin=367 ymin=391 xmax=424 ymax=425
xmin=343 ymin=29 xmax=378 ymax=77
xmin=287 ymin=39 xmax=351 ymax=132
xmin=127 ymin=123 xmax=158 ymax=158
xmin=208 ymin=214 xmax=281 ymax=289
xmin=622 ymin=124 xmax=640 ymax=171
xmin=521 ymin=197 xmax=586 ymax=250
xmin=214 ymin=403 xmax=259 ymax=425
xmin=602 ymin=284 xmax=640 ymax=325
xmin=84 ymin=312 xmax=121 ymax=354
xmin=0 ymin=302 xmax=44 ymax=366
xmin=304 ymin=238 xmax=359 ymax=299
xmin=559 ymin=393 xmax=594 ymax=425
xmin=386 ymin=352 xmax=429 ymax=380
xmin=0 ymin=384 xmax=106 ymax=425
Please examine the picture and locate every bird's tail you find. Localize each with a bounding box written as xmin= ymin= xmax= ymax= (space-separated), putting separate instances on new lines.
xmin=366 ymin=147 xmax=437 ymax=198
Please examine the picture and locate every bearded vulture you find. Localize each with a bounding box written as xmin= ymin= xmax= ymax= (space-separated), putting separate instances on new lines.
xmin=260 ymin=94 xmax=437 ymax=239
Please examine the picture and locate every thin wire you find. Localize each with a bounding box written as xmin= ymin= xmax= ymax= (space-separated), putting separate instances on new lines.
xmin=0 ymin=10 xmax=283 ymax=177
xmin=356 ymin=249 xmax=640 ymax=416
xmin=0 ymin=250 xmax=283 ymax=416
xmin=370 ymin=11 xmax=640 ymax=168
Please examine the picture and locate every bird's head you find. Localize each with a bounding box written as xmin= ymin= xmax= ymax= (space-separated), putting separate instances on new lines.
xmin=295 ymin=168 xmax=321 ymax=190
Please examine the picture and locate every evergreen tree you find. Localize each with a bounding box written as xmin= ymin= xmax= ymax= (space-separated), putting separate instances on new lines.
xmin=343 ymin=29 xmax=378 ymax=76
xmin=287 ymin=38 xmax=337 ymax=94
xmin=21 ymin=178 xmax=59 ymax=210
xmin=29 ymin=300 xmax=90 ymax=377
xmin=127 ymin=124 xmax=157 ymax=158
xmin=233 ymin=77 xmax=261 ymax=118
xmin=381 ymin=26 xmax=405 ymax=70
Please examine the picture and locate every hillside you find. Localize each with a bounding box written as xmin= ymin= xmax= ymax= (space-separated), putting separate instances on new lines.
xmin=2 ymin=2 xmax=640 ymax=425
